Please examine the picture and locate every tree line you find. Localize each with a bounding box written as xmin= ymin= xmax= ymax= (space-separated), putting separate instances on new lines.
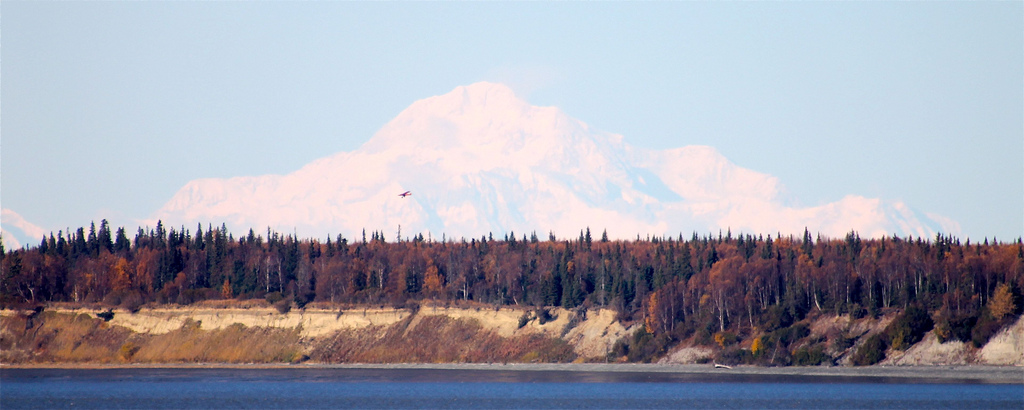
xmin=3 ymin=221 xmax=1022 ymax=352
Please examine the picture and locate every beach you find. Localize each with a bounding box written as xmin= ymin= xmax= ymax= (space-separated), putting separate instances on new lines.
xmin=4 ymin=362 xmax=1021 ymax=384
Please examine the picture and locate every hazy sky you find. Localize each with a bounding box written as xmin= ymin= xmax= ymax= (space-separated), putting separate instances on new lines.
xmin=2 ymin=2 xmax=1021 ymax=243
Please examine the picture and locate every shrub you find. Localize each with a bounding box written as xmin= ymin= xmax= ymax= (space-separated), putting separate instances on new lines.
xmin=762 ymin=305 xmax=793 ymax=332
xmin=694 ymin=319 xmax=718 ymax=346
xmin=274 ymin=298 xmax=292 ymax=314
xmin=851 ymin=333 xmax=887 ymax=366
xmin=971 ymin=310 xmax=1002 ymax=348
xmin=120 ymin=292 xmax=145 ymax=313
xmin=561 ymin=308 xmax=586 ymax=337
xmin=771 ymin=323 xmax=810 ymax=347
xmin=610 ymin=339 xmax=628 ymax=360
xmin=886 ymin=305 xmax=933 ymax=350
xmin=623 ymin=327 xmax=674 ymax=363
xmin=768 ymin=344 xmax=794 ymax=366
xmin=536 ymin=308 xmax=555 ymax=325
xmin=96 ymin=310 xmax=115 ymax=322
xmin=713 ymin=331 xmax=738 ymax=348
xmin=265 ymin=292 xmax=285 ymax=304
xmin=626 ymin=327 xmax=653 ymax=362
xmin=294 ymin=293 xmax=311 ymax=309
xmin=102 ymin=292 xmax=122 ymax=307
xmin=933 ymin=320 xmax=951 ymax=343
xmin=847 ymin=303 xmax=867 ymax=319
xmin=717 ymin=347 xmax=752 ymax=366
xmin=832 ymin=332 xmax=855 ymax=351
xmin=792 ymin=344 xmax=831 ymax=366
xmin=517 ymin=311 xmax=532 ymax=329
xmin=933 ymin=311 xmax=976 ymax=343
xmin=179 ymin=318 xmax=202 ymax=331
xmin=119 ymin=342 xmax=140 ymax=361
xmin=176 ymin=289 xmax=210 ymax=305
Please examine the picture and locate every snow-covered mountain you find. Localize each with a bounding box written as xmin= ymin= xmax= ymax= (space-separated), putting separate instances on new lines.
xmin=150 ymin=82 xmax=955 ymax=240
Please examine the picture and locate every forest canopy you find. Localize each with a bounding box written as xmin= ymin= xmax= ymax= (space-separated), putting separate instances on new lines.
xmin=3 ymin=221 xmax=1022 ymax=357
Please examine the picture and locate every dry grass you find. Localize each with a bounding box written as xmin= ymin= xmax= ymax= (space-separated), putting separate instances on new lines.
xmin=132 ymin=321 xmax=304 ymax=363
xmin=0 ymin=311 xmax=132 ymax=363
xmin=45 ymin=299 xmax=273 ymax=311
xmin=190 ymin=299 xmax=272 ymax=309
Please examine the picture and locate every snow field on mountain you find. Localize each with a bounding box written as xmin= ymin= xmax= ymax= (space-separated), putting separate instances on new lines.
xmin=152 ymin=82 xmax=951 ymax=240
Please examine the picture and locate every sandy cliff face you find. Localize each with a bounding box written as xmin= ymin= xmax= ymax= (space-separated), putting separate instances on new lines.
xmin=98 ymin=305 xmax=632 ymax=360
xmin=1 ymin=304 xmax=629 ymax=363
xmin=879 ymin=314 xmax=1023 ymax=366
xmin=2 ymin=307 xmax=1020 ymax=365
xmin=977 ymin=315 xmax=1024 ymax=365
xmin=882 ymin=333 xmax=971 ymax=366
xmin=105 ymin=307 xmax=411 ymax=338
xmin=658 ymin=313 xmax=1024 ymax=367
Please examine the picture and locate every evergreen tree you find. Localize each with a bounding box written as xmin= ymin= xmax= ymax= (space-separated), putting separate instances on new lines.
xmin=87 ymin=221 xmax=99 ymax=255
xmin=802 ymin=228 xmax=814 ymax=257
xmin=73 ymin=227 xmax=87 ymax=257
xmin=194 ymin=224 xmax=205 ymax=250
xmin=114 ymin=227 xmax=130 ymax=253
xmin=98 ymin=220 xmax=113 ymax=253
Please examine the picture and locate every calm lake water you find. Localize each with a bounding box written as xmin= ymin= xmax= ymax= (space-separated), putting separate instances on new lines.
xmin=2 ymin=367 xmax=1022 ymax=409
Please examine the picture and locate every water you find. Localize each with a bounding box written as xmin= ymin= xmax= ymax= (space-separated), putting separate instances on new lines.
xmin=2 ymin=368 xmax=1022 ymax=409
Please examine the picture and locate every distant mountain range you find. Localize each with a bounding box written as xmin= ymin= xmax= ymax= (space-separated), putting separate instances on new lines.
xmin=150 ymin=82 xmax=952 ymax=240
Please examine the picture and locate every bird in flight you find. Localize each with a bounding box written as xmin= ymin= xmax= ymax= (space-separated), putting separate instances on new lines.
xmin=398 ymin=191 xmax=412 ymax=198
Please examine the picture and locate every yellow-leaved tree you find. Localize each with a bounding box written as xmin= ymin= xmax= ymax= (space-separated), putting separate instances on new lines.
xmin=751 ymin=336 xmax=764 ymax=357
xmin=644 ymin=291 xmax=660 ymax=334
xmin=221 ymin=278 xmax=233 ymax=299
xmin=988 ymin=283 xmax=1016 ymax=321
xmin=424 ymin=264 xmax=443 ymax=295
xmin=111 ymin=257 xmax=133 ymax=293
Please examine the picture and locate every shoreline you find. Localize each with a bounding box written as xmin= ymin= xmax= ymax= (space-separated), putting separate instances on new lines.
xmin=3 ymin=362 xmax=1022 ymax=384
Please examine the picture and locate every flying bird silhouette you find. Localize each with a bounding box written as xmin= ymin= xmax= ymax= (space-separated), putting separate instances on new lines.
xmin=398 ymin=191 xmax=412 ymax=198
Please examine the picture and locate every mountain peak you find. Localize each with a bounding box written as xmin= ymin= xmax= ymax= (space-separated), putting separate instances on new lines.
xmin=454 ymin=81 xmax=521 ymax=104
xmin=363 ymin=82 xmax=562 ymax=154
xmin=408 ymin=82 xmax=529 ymax=117
xmin=152 ymin=83 xmax=953 ymax=240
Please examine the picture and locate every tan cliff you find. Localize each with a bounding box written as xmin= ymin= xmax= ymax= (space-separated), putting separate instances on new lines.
xmin=1 ymin=303 xmax=1020 ymax=366
xmin=91 ymin=304 xmax=631 ymax=359
xmin=656 ymin=312 xmax=1024 ymax=367
xmin=0 ymin=302 xmax=632 ymax=364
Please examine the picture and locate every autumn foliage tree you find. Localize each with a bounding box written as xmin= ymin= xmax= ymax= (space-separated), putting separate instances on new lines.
xmin=988 ymin=283 xmax=1017 ymax=321
xmin=2 ymin=223 xmax=1022 ymax=361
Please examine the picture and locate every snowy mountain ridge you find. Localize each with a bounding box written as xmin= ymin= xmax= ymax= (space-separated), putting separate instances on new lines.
xmin=150 ymin=82 xmax=954 ymax=240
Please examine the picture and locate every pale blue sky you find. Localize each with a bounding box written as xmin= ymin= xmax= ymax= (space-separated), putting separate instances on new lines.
xmin=2 ymin=1 xmax=1021 ymax=242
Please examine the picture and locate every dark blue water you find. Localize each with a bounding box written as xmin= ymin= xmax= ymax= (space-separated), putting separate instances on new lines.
xmin=2 ymin=368 xmax=1022 ymax=409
